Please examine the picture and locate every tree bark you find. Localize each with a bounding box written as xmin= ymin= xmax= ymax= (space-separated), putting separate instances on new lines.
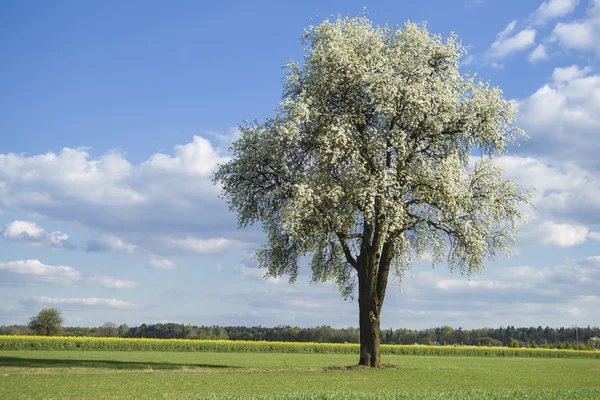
xmin=356 ymin=240 xmax=393 ymax=368
xmin=358 ymin=289 xmax=381 ymax=367
xmin=338 ymin=224 xmax=393 ymax=368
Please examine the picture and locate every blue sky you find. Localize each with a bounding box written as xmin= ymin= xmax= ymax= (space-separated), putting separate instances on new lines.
xmin=1 ymin=0 xmax=599 ymax=329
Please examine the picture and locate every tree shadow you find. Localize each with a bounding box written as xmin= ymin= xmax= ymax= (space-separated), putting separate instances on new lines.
xmin=0 ymin=356 xmax=239 ymax=370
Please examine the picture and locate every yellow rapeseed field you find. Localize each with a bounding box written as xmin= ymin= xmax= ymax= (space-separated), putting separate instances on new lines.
xmin=0 ymin=335 xmax=598 ymax=358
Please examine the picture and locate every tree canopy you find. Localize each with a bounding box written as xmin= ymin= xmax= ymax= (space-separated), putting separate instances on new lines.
xmin=214 ymin=15 xmax=532 ymax=367
xmin=28 ymin=308 xmax=63 ymax=336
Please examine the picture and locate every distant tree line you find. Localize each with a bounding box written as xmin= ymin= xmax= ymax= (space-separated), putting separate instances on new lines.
xmin=2 ymin=317 xmax=599 ymax=350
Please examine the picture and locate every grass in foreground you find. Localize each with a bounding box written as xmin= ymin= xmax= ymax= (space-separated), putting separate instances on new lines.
xmin=1 ymin=350 xmax=599 ymax=399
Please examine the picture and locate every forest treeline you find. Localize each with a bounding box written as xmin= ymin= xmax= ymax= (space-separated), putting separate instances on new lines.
xmin=1 ymin=323 xmax=599 ymax=350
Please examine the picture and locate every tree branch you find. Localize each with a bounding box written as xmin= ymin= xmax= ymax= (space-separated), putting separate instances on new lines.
xmin=338 ymin=233 xmax=363 ymax=240
xmin=336 ymin=232 xmax=358 ymax=270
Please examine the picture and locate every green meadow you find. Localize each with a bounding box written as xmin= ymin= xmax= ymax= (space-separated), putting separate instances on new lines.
xmin=1 ymin=350 xmax=599 ymax=399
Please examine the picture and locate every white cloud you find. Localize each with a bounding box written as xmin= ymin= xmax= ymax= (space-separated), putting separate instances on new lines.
xmin=502 ymin=265 xmax=547 ymax=281
xmin=25 ymin=296 xmax=137 ymax=309
xmin=588 ymin=231 xmax=600 ymax=241
xmin=236 ymin=264 xmax=265 ymax=280
xmin=480 ymin=0 xmax=579 ymax=63
xmin=551 ymin=0 xmax=600 ymax=52
xmin=553 ymin=21 xmax=597 ymax=50
xmin=494 ymin=155 xmax=600 ymax=229
xmin=552 ymin=64 xmax=592 ymax=82
xmin=235 ymin=264 xmax=286 ymax=284
xmin=88 ymin=275 xmax=140 ymax=289
xmin=1 ymin=220 xmax=74 ymax=248
xmin=435 ymin=278 xmax=524 ymax=291
xmin=287 ymin=299 xmax=321 ymax=309
xmin=407 ymin=256 xmax=600 ymax=305
xmin=2 ymin=220 xmax=45 ymax=240
xmin=516 ymin=66 xmax=600 ymax=169
xmin=0 ymin=149 xmax=143 ymax=207
xmin=223 ymin=283 xmax=357 ymax=327
xmin=48 ymin=232 xmax=72 ymax=248
xmin=216 ymin=264 xmax=225 ymax=272
xmin=488 ymin=28 xmax=537 ymax=59
xmin=0 ymin=260 xmax=82 ymax=286
xmin=580 ymin=255 xmax=600 ymax=265
xmin=0 ymin=260 xmax=143 ymax=290
xmin=462 ymin=55 xmax=474 ymax=66
xmin=519 ymin=85 xmax=566 ymax=125
xmin=0 ymin=136 xmax=234 ymax=253
xmin=84 ymin=235 xmax=137 ymax=254
xmin=498 ymin=20 xmax=518 ymax=40
xmin=493 ymin=156 xmax=584 ymax=194
xmin=205 ymin=127 xmax=242 ymax=150
xmin=147 ymin=258 xmax=177 ymax=270
xmin=534 ymin=0 xmax=580 ymax=24
xmin=528 ymin=44 xmax=549 ymax=62
xmin=537 ymin=221 xmax=590 ymax=246
xmin=165 ymin=237 xmax=239 ymax=254
xmin=140 ymin=136 xmax=227 ymax=176
xmin=224 ymin=255 xmax=600 ymax=328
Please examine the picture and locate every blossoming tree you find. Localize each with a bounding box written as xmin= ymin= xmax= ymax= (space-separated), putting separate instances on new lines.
xmin=213 ymin=16 xmax=532 ymax=367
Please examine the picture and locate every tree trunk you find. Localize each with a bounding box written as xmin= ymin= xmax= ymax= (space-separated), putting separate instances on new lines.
xmin=357 ymin=251 xmax=382 ymax=368
xmin=358 ymin=290 xmax=381 ymax=367
xmin=356 ymin=241 xmax=393 ymax=368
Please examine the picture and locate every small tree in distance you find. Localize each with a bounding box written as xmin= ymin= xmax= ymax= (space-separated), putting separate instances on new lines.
xmin=97 ymin=322 xmax=119 ymax=337
xmin=28 ymin=308 xmax=63 ymax=336
xmin=214 ymin=15 xmax=532 ymax=367
xmin=118 ymin=323 xmax=129 ymax=337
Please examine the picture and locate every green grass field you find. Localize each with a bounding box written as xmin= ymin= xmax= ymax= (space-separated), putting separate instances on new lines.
xmin=1 ymin=350 xmax=600 ymax=399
